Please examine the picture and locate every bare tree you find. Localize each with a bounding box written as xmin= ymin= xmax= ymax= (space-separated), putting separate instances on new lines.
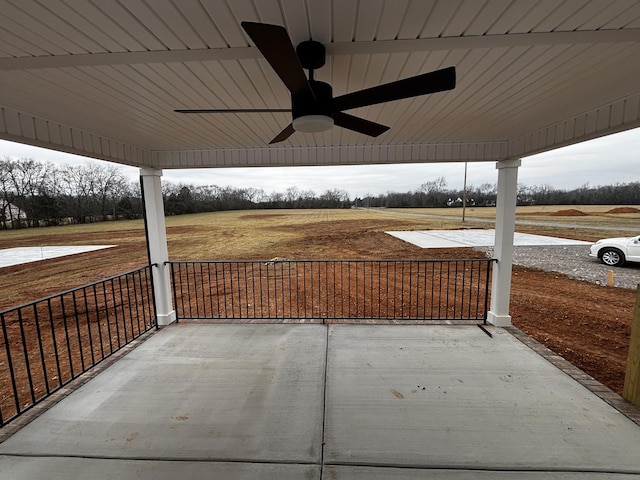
xmin=0 ymin=157 xmax=56 ymax=226
xmin=419 ymin=176 xmax=448 ymax=206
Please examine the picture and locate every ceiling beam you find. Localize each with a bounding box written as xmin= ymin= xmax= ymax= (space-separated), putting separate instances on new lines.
xmin=1 ymin=29 xmax=638 ymax=71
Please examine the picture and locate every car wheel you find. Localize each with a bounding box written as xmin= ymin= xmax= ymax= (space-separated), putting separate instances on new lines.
xmin=600 ymin=248 xmax=625 ymax=267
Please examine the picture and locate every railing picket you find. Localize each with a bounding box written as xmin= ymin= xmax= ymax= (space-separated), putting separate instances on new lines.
xmin=131 ymin=271 xmax=142 ymax=336
xmin=198 ymin=262 xmax=205 ymax=318
xmin=93 ymin=285 xmax=105 ymax=358
xmin=232 ymin=263 xmax=238 ymax=319
xmin=244 ymin=263 xmax=250 ymax=318
xmin=32 ymin=304 xmax=50 ymax=395
xmin=293 ymin=262 xmax=299 ymax=319
xmin=370 ymin=262 xmax=374 ymax=318
xmin=82 ymin=287 xmax=96 ymax=366
xmin=71 ymin=291 xmax=86 ymax=371
xmin=332 ymin=262 xmax=337 ymax=319
xmin=279 ymin=262 xmax=285 ymax=318
xmin=219 ymin=263 xmax=227 ymax=318
xmin=109 ymin=279 xmax=121 ymax=349
xmin=212 ymin=262 xmax=220 ymax=318
xmin=463 ymin=261 xmax=469 ymax=319
xmin=258 ymin=263 xmax=265 ymax=319
xmin=408 ymin=262 xmax=413 ymax=319
xmin=1 ymin=311 xmax=21 ymax=417
xmin=102 ymin=281 xmax=113 ymax=354
xmin=59 ymin=295 xmax=75 ymax=377
xmin=249 ymin=262 xmax=256 ymax=318
xmin=453 ymin=261 xmax=459 ymax=319
xmin=118 ymin=276 xmax=129 ymax=343
xmin=206 ymin=263 xmax=213 ymax=318
xmin=184 ymin=263 xmax=192 ymax=319
xmin=483 ymin=260 xmax=493 ymax=323
xmin=302 ymin=262 xmax=307 ymax=318
xmin=324 ymin=262 xmax=329 ymax=319
xmin=340 ymin=261 xmax=345 ymax=318
xmin=309 ymin=262 xmax=314 ymax=318
xmin=47 ymin=298 xmax=62 ymax=390
xmin=169 ymin=262 xmax=179 ymax=323
xmin=124 ymin=273 xmax=136 ymax=339
xmin=470 ymin=261 xmax=478 ymax=319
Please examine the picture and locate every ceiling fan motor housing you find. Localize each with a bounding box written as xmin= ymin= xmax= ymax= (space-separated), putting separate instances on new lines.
xmin=292 ymin=80 xmax=333 ymax=119
xmin=292 ymin=80 xmax=335 ymax=132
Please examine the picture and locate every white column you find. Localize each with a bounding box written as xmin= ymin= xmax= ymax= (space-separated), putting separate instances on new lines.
xmin=140 ymin=167 xmax=176 ymax=326
xmin=487 ymin=158 xmax=521 ymax=327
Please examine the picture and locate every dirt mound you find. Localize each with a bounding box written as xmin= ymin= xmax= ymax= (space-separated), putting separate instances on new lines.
xmin=550 ymin=209 xmax=588 ymax=216
xmin=605 ymin=207 xmax=640 ymax=214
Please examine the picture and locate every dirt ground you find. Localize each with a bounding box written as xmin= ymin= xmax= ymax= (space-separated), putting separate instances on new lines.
xmin=0 ymin=209 xmax=637 ymax=404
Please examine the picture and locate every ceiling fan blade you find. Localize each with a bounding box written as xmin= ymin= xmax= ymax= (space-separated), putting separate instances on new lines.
xmin=333 ymin=66 xmax=456 ymax=112
xmin=269 ymin=124 xmax=295 ymax=144
xmin=241 ymin=22 xmax=313 ymax=98
xmin=333 ymin=112 xmax=389 ymax=137
xmin=174 ymin=108 xmax=291 ymax=113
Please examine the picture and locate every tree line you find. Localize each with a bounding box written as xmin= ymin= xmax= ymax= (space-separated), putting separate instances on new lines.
xmin=357 ymin=177 xmax=640 ymax=209
xmin=1 ymin=157 xmax=638 ymax=229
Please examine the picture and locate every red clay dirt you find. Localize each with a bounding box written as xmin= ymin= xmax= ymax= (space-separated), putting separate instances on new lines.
xmin=606 ymin=207 xmax=640 ymax=214
xmin=550 ymin=209 xmax=589 ymax=216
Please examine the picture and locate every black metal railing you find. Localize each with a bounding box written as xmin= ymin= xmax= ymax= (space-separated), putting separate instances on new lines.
xmin=168 ymin=259 xmax=493 ymax=323
xmin=0 ymin=266 xmax=156 ymax=427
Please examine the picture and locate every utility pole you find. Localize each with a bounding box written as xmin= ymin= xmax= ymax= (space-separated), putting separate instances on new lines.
xmin=462 ymin=162 xmax=468 ymax=222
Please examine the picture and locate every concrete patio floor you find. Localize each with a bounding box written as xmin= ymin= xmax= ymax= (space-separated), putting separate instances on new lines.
xmin=1 ymin=323 xmax=640 ymax=479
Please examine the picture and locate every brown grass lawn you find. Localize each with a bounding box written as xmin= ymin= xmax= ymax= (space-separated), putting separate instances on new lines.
xmin=1 ymin=206 xmax=639 ymax=395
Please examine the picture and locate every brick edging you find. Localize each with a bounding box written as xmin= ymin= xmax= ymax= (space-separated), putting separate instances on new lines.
xmin=504 ymin=325 xmax=640 ymax=426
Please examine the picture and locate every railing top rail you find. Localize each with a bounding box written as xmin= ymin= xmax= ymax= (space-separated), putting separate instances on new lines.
xmin=0 ymin=264 xmax=156 ymax=316
xmin=166 ymin=258 xmax=496 ymax=265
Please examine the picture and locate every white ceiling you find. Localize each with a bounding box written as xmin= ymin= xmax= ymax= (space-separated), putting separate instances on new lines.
xmin=1 ymin=0 xmax=639 ymax=170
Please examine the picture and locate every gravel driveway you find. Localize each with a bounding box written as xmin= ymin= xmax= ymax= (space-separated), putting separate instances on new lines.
xmin=475 ymin=245 xmax=640 ymax=290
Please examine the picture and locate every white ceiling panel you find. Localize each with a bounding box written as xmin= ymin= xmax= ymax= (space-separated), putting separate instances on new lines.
xmin=0 ymin=0 xmax=639 ymax=169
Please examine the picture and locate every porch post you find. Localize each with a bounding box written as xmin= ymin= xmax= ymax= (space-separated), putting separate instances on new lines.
xmin=140 ymin=167 xmax=176 ymax=326
xmin=487 ymin=158 xmax=521 ymax=327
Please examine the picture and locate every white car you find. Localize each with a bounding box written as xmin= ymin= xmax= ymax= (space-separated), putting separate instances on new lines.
xmin=589 ymin=235 xmax=640 ymax=266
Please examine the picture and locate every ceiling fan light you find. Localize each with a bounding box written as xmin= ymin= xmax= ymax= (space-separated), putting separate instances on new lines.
xmin=292 ymin=115 xmax=334 ymax=133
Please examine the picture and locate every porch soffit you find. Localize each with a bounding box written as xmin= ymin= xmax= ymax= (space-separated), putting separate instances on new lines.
xmin=0 ymin=1 xmax=639 ymax=170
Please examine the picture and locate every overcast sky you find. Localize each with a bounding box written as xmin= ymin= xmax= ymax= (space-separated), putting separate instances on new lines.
xmin=1 ymin=127 xmax=639 ymax=198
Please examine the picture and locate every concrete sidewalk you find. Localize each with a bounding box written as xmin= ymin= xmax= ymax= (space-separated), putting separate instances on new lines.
xmin=1 ymin=324 xmax=639 ymax=479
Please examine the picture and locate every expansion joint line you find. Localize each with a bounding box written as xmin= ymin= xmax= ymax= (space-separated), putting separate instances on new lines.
xmin=319 ymin=323 xmax=330 ymax=478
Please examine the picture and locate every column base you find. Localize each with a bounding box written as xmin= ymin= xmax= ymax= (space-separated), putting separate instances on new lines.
xmin=156 ymin=310 xmax=177 ymax=327
xmin=487 ymin=311 xmax=512 ymax=327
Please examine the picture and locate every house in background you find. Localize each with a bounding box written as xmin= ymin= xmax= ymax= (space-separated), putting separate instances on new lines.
xmin=0 ymin=199 xmax=27 ymax=229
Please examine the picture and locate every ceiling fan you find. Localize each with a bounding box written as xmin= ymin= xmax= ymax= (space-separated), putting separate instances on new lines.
xmin=175 ymin=22 xmax=456 ymax=144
